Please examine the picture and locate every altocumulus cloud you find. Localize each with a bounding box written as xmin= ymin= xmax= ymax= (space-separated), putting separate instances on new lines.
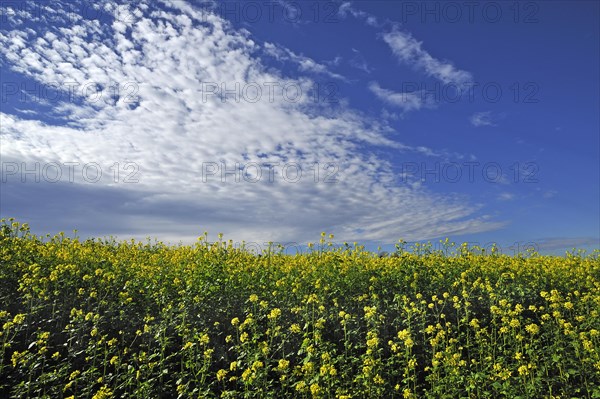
xmin=0 ymin=0 xmax=504 ymax=244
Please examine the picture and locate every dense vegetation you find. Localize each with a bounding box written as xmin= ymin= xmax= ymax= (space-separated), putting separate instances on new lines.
xmin=1 ymin=219 xmax=599 ymax=398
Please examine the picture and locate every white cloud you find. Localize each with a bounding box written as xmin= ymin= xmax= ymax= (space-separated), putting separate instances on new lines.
xmin=349 ymin=48 xmax=373 ymax=74
xmin=263 ymin=42 xmax=346 ymax=81
xmin=382 ymin=30 xmax=472 ymax=86
xmin=470 ymin=111 xmax=495 ymax=127
xmin=369 ymin=81 xmax=432 ymax=113
xmin=338 ymin=2 xmax=380 ymax=27
xmin=534 ymin=237 xmax=600 ymax=252
xmin=0 ymin=0 xmax=501 ymax=244
xmin=498 ymin=192 xmax=514 ymax=201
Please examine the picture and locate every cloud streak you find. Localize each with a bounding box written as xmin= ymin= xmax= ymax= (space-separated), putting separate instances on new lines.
xmin=262 ymin=42 xmax=346 ymax=81
xmin=382 ymin=29 xmax=473 ymax=86
xmin=369 ymin=81 xmax=433 ymax=113
xmin=470 ymin=111 xmax=496 ymax=127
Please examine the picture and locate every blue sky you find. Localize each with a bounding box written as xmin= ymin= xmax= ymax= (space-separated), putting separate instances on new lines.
xmin=0 ymin=0 xmax=598 ymax=255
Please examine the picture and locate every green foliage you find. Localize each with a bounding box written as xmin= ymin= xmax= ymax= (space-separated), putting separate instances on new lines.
xmin=1 ymin=219 xmax=599 ymax=398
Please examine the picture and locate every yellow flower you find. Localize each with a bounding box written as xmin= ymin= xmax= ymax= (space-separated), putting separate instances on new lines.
xmin=216 ymin=369 xmax=228 ymax=381
xmin=367 ymin=336 xmax=379 ymax=348
xmin=198 ymin=333 xmax=209 ymax=345
xmin=251 ymin=360 xmax=263 ymax=371
xmin=373 ymin=374 xmax=384 ymax=385
xmin=290 ymin=324 xmax=301 ymax=333
xmin=553 ymin=310 xmax=561 ymax=318
xmin=11 ymin=351 xmax=22 ymax=367
xmin=231 ymin=317 xmax=240 ymax=326
xmin=268 ymin=308 xmax=282 ymax=320
xmin=91 ymin=385 xmax=112 ymax=399
xmin=12 ymin=314 xmax=25 ymax=324
xmin=525 ymin=323 xmax=539 ymax=335
xmin=302 ymin=362 xmax=314 ymax=374
xmin=242 ymin=316 xmax=254 ymax=328
xmin=277 ymin=359 xmax=290 ymax=371
xmin=364 ymin=306 xmax=377 ymax=319
xmin=295 ymin=381 xmax=307 ymax=392
xmin=241 ymin=368 xmax=252 ymax=382
xmin=315 ymin=318 xmax=325 ymax=329
xmin=514 ymin=304 xmax=524 ymax=313
xmin=310 ymin=383 xmax=321 ymax=396
xmin=249 ymin=294 xmax=259 ymax=303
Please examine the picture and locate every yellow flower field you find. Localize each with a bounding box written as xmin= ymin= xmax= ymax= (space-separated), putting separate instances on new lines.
xmin=1 ymin=219 xmax=599 ymax=398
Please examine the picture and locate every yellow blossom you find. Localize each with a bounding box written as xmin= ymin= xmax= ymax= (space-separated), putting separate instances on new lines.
xmin=216 ymin=369 xmax=228 ymax=381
